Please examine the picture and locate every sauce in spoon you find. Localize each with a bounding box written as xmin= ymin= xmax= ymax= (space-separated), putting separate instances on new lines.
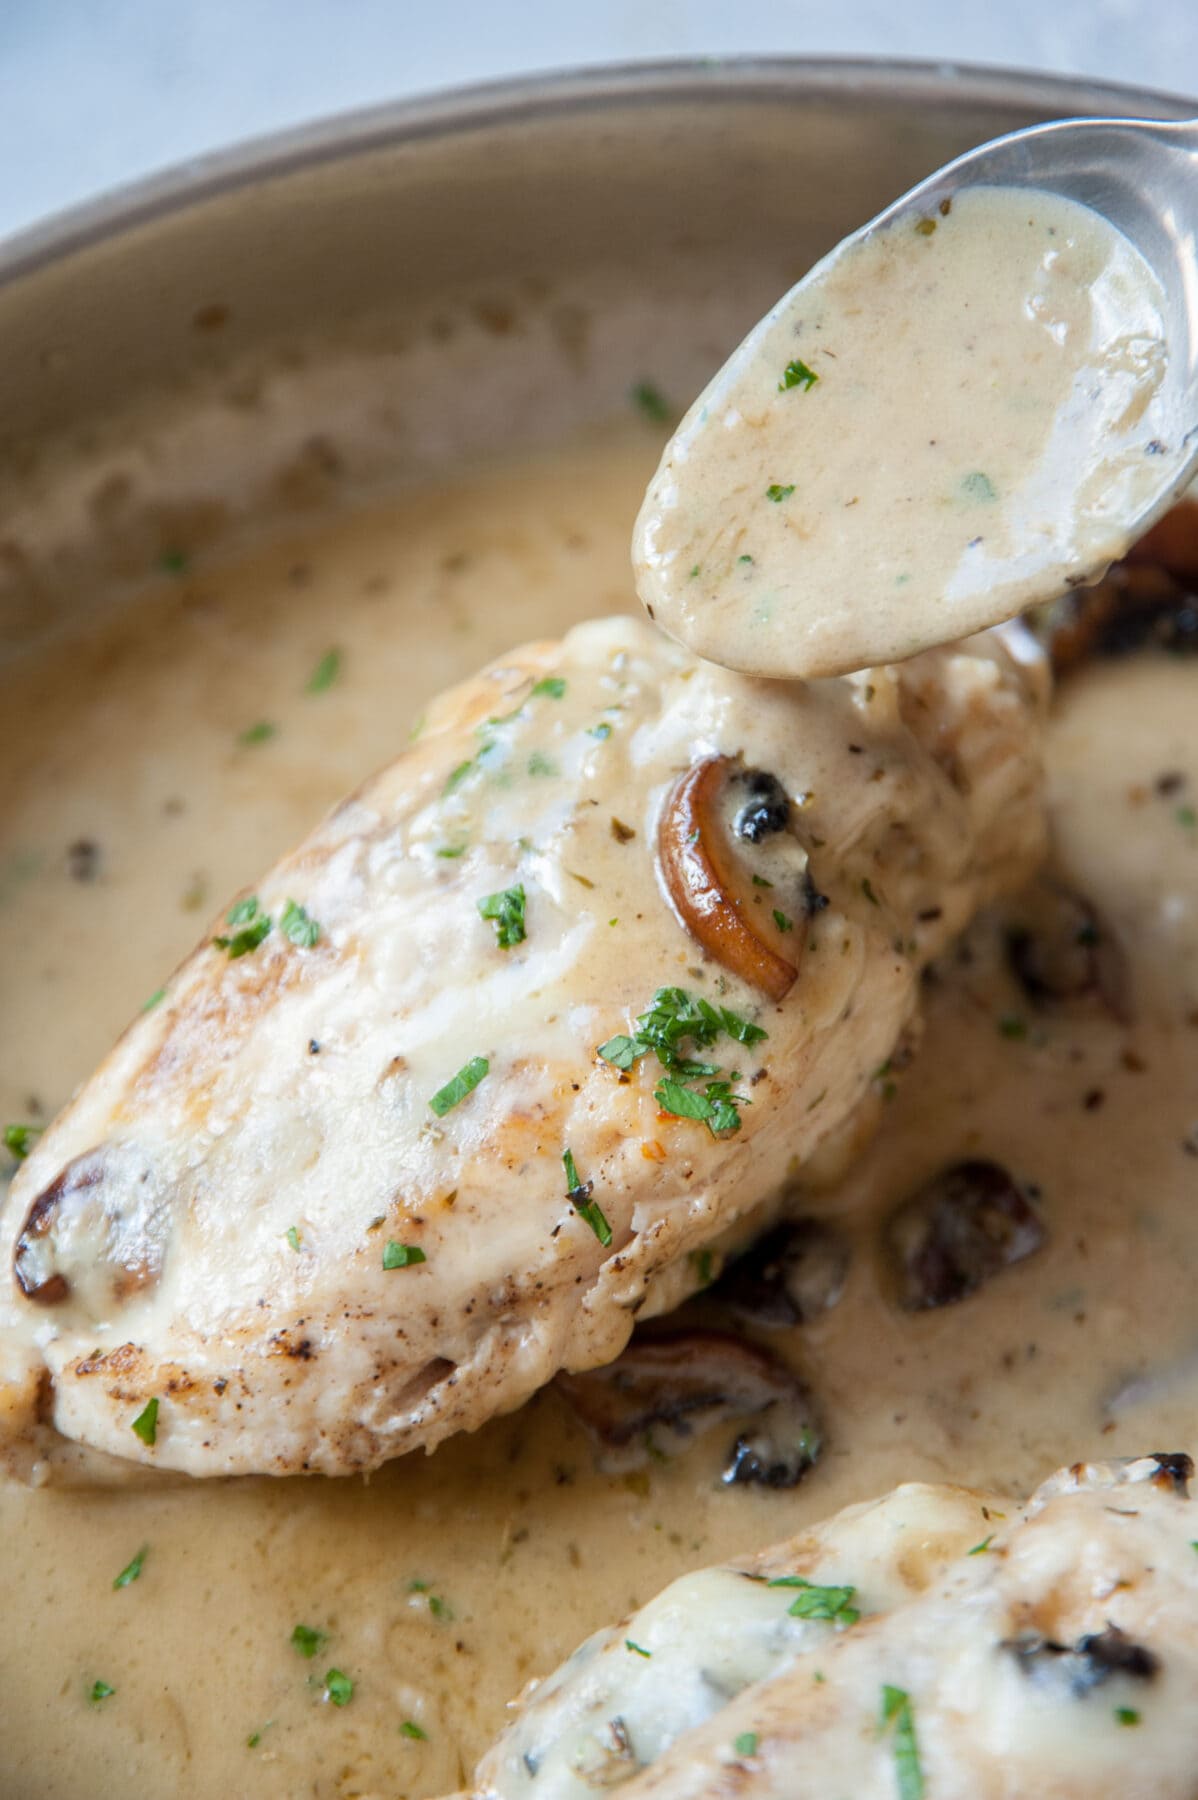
xmin=634 ymin=185 xmax=1174 ymax=678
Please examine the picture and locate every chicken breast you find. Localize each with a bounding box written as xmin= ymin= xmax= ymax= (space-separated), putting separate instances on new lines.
xmin=470 ymin=1452 xmax=1198 ymax=1800
xmin=0 ymin=614 xmax=1045 ymax=1482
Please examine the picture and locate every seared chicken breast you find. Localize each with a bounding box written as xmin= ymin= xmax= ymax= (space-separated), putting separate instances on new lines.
xmin=0 ymin=615 xmax=1044 ymax=1481
xmin=471 ymin=1453 xmax=1198 ymax=1800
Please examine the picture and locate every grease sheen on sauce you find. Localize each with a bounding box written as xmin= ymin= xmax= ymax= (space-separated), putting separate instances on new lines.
xmin=634 ymin=186 xmax=1172 ymax=677
xmin=2 ymin=428 xmax=1198 ymax=1798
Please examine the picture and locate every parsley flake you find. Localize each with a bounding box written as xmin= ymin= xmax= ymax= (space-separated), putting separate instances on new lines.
xmin=325 ymin=1668 xmax=353 ymax=1707
xmin=290 ymin=1623 xmax=328 ymax=1659
xmin=961 ymin=470 xmax=997 ymax=504
xmin=625 ymin=1639 xmax=652 ymax=1658
xmin=88 ymin=1679 xmax=115 ymax=1705
xmin=429 ymin=1056 xmax=489 ymax=1117
xmin=401 ymin=1719 xmax=428 ymax=1739
xmin=588 ymin=721 xmax=613 ymax=740
xmin=530 ymin=676 xmax=567 ymax=700
xmin=772 ymin=909 xmax=794 ymax=933
xmin=383 ymin=1241 xmax=427 ymax=1270
xmin=599 ymin=989 xmax=765 ymax=1136
xmin=768 ymin=1576 xmax=859 ymax=1625
xmin=478 ymin=884 xmax=526 ymax=949
xmin=861 ymin=877 xmax=880 ymax=907
xmin=1115 ymin=1707 xmax=1141 ymax=1727
xmin=563 ymin=1147 xmax=612 ymax=1246
xmin=779 ymin=359 xmax=818 ymax=393
xmin=655 ymin=1075 xmax=747 ymax=1138
xmin=766 ymin=483 xmax=795 ymax=503
xmin=998 ymin=1015 xmax=1028 ymax=1040
xmin=213 ymin=896 xmax=272 ymax=959
xmin=130 ymin=1398 xmax=159 ymax=1447
xmin=733 ymin=1733 xmax=758 ymax=1758
xmin=280 ymin=899 xmax=320 ymax=947
xmin=630 ymin=381 xmax=671 ymax=424
xmin=307 ymin=648 xmax=341 ymax=693
xmin=528 ymin=749 xmax=557 ymax=777
xmin=436 ymin=843 xmax=467 ymax=858
xmin=3 ymin=1123 xmax=42 ymax=1161
xmin=113 ymin=1546 xmax=147 ymax=1590
xmin=141 ymin=987 xmax=166 ymax=1012
xmin=880 ymin=1686 xmax=924 ymax=1800
xmin=286 ymin=1225 xmax=301 ymax=1253
xmin=237 ymin=720 xmax=276 ymax=746
xmin=967 ymin=1536 xmax=993 ymax=1556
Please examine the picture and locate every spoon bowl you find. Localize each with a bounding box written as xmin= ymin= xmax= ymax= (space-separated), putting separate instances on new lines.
xmin=634 ymin=113 xmax=1198 ymax=680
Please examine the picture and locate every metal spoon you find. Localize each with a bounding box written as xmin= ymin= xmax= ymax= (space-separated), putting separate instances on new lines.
xmin=633 ymin=112 xmax=1198 ymax=679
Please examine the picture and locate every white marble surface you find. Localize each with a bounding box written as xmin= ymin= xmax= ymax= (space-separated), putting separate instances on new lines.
xmin=0 ymin=1 xmax=1194 ymax=242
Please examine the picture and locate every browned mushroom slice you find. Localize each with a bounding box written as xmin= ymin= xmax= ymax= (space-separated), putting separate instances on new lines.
xmin=712 ymin=1218 xmax=850 ymax=1329
xmin=13 ymin=1146 xmax=168 ymax=1312
xmin=1004 ymin=881 xmax=1129 ymax=1019
xmin=1126 ymin=496 xmax=1198 ymax=582
xmin=1041 ymin=559 xmax=1198 ymax=676
xmin=657 ymin=757 xmax=803 ymax=1001
xmin=555 ymin=1330 xmax=820 ymax=1487
xmin=883 ymin=1160 xmax=1046 ymax=1312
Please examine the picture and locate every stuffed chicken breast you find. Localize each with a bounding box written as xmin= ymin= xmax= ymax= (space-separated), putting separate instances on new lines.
xmin=0 ymin=614 xmax=1045 ymax=1482
xmin=471 ymin=1453 xmax=1198 ymax=1800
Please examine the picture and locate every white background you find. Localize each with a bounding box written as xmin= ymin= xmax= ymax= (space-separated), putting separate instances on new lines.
xmin=1 ymin=0 xmax=1195 ymax=241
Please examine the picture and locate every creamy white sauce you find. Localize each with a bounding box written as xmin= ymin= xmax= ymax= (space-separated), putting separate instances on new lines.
xmin=634 ymin=186 xmax=1173 ymax=678
xmin=2 ymin=425 xmax=1198 ymax=1797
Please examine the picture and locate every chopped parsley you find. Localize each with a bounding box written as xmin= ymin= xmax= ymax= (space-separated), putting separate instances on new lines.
xmin=160 ymin=548 xmax=189 ymax=574
xmin=738 ymin=553 xmax=755 ymax=564
xmin=429 ymin=1055 xmax=489 ymax=1117
xmin=88 ymin=1679 xmax=115 ymax=1705
xmin=477 ymin=883 xmax=526 ymax=949
xmin=563 ymin=1147 xmax=612 ymax=1247
xmin=527 ymin=750 xmax=557 ymax=777
xmin=768 ymin=1576 xmax=859 ymax=1625
xmin=436 ymin=843 xmax=468 ymax=858
xmin=598 ymin=988 xmax=765 ymax=1138
xmin=689 ymin=1247 xmax=716 ymax=1287
xmin=861 ymin=877 xmax=880 ymax=907
xmin=998 ymin=1015 xmax=1028 ymax=1040
xmin=409 ymin=1579 xmax=453 ymax=1620
xmin=751 ymin=874 xmax=773 ymax=888
xmin=141 ymin=987 xmax=166 ymax=1012
xmin=1176 ymin=804 xmax=1197 ymax=829
xmin=630 ymin=381 xmax=671 ymax=424
xmin=213 ymin=896 xmax=272 ymax=958
xmin=655 ymin=1075 xmax=746 ymax=1137
xmin=280 ymin=899 xmax=321 ymax=947
xmin=237 ymin=720 xmax=277 ymax=746
xmin=444 ymin=758 xmax=477 ymax=796
xmin=880 ymin=1686 xmax=924 ymax=1800
xmin=286 ymin=1225 xmax=301 ymax=1253
xmin=113 ymin=1547 xmax=147 ymax=1590
xmin=772 ymin=909 xmax=794 ymax=933
xmin=625 ymin=1640 xmax=652 ymax=1658
xmin=733 ymin=1733 xmax=759 ymax=1758
xmin=3 ymin=1123 xmax=42 ymax=1161
xmin=765 ymin=483 xmax=795 ymax=503
xmin=400 ymin=1719 xmax=428 ymax=1739
xmin=960 ymin=470 xmax=997 ymax=504
xmin=588 ymin=721 xmax=613 ymax=740
xmin=778 ymin=358 xmax=818 ymax=393
xmin=1115 ymin=1707 xmax=1141 ymax=1727
xmin=383 ymin=1241 xmax=427 ymax=1270
xmin=530 ymin=676 xmax=567 ymax=700
xmin=306 ymin=648 xmax=342 ymax=693
xmin=130 ymin=1398 xmax=159 ymax=1447
xmin=290 ymin=1623 xmax=328 ymax=1659
xmin=967 ymin=1535 xmax=993 ymax=1556
xmin=325 ymin=1668 xmax=354 ymax=1707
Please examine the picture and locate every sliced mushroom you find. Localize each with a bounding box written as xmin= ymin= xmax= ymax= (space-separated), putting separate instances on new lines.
xmin=1004 ymin=1624 xmax=1160 ymax=1698
xmin=883 ymin=1160 xmax=1046 ymax=1312
xmin=1126 ymin=495 xmax=1198 ymax=582
xmin=1004 ymin=881 xmax=1129 ymax=1019
xmin=13 ymin=1145 xmax=168 ymax=1313
xmin=657 ymin=756 xmax=802 ymax=1001
xmin=712 ymin=1219 xmax=850 ymax=1329
xmin=1042 ymin=558 xmax=1198 ymax=677
xmin=555 ymin=1330 xmax=821 ymax=1487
